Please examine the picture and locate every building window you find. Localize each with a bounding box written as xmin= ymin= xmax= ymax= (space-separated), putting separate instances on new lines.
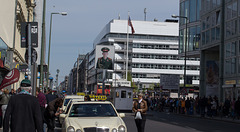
xmin=190 ymin=0 xmax=197 ymax=22
xmin=225 ymin=41 xmax=237 ymax=75
xmin=202 ymin=32 xmax=206 ymax=45
xmin=211 ymin=28 xmax=216 ymax=42
xmin=189 ymin=27 xmax=195 ymax=51
xmin=216 ymin=11 xmax=221 ymax=25
xmin=206 ymin=30 xmax=210 ymax=44
xmin=227 ymin=4 xmax=232 ymax=20
xmin=231 ymin=58 xmax=236 ymax=74
xmin=233 ymin=1 xmax=237 ymax=18
xmin=216 ymin=26 xmax=220 ymax=40
xmin=197 ymin=0 xmax=201 ymax=20
xmin=238 ymin=58 xmax=240 ymax=73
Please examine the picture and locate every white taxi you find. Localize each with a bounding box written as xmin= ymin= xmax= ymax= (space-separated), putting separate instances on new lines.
xmin=61 ymin=101 xmax=127 ymax=132
xmin=62 ymin=95 xmax=84 ymax=110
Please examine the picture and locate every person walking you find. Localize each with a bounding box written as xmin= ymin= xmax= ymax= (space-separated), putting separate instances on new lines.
xmin=0 ymin=89 xmax=10 ymax=128
xmin=44 ymin=98 xmax=63 ymax=132
xmin=132 ymin=93 xmax=148 ymax=132
xmin=36 ymin=88 xmax=47 ymax=131
xmin=3 ymin=79 xmax=43 ymax=132
xmin=45 ymin=89 xmax=57 ymax=104
xmin=234 ymin=97 xmax=240 ymax=120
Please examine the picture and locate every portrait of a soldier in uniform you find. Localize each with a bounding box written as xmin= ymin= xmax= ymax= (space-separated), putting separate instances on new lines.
xmin=96 ymin=47 xmax=113 ymax=69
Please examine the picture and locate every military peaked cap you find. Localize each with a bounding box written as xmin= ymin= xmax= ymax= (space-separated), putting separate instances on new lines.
xmin=101 ymin=47 xmax=110 ymax=52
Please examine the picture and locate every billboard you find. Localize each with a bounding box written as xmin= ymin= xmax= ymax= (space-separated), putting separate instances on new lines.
xmin=160 ymin=74 xmax=180 ymax=89
xmin=95 ymin=45 xmax=114 ymax=70
xmin=206 ymin=61 xmax=219 ymax=97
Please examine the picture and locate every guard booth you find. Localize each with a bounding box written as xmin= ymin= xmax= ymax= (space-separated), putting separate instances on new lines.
xmin=110 ymin=86 xmax=133 ymax=111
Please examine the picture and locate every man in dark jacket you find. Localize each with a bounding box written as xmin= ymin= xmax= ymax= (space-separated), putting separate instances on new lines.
xmin=234 ymin=97 xmax=240 ymax=120
xmin=3 ymin=79 xmax=43 ymax=132
xmin=44 ymin=98 xmax=63 ymax=132
xmin=45 ymin=89 xmax=57 ymax=104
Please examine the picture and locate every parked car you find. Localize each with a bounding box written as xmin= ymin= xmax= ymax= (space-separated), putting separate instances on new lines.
xmin=60 ymin=98 xmax=84 ymax=125
xmin=62 ymin=95 xmax=84 ymax=110
xmin=61 ymin=101 xmax=127 ymax=132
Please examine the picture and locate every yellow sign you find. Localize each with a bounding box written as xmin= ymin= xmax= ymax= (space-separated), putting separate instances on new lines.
xmin=225 ymin=80 xmax=236 ymax=85
xmin=88 ymin=95 xmax=107 ymax=101
xmin=0 ymin=51 xmax=1 ymax=58
xmin=15 ymin=63 xmax=19 ymax=69
xmin=77 ymin=92 xmax=85 ymax=96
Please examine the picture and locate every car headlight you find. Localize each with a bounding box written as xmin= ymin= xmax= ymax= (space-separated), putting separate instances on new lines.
xmin=118 ymin=125 xmax=126 ymax=132
xmin=67 ymin=126 xmax=75 ymax=132
xmin=76 ymin=129 xmax=82 ymax=132
xmin=112 ymin=128 xmax=117 ymax=132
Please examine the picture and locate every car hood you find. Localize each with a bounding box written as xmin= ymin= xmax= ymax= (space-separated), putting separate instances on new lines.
xmin=68 ymin=117 xmax=125 ymax=129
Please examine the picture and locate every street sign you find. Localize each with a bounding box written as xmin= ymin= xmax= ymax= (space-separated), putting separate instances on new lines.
xmin=25 ymin=48 xmax=37 ymax=64
xmin=21 ymin=22 xmax=38 ymax=48
xmin=38 ymin=65 xmax=48 ymax=72
xmin=180 ymin=88 xmax=188 ymax=95
xmin=19 ymin=64 xmax=28 ymax=72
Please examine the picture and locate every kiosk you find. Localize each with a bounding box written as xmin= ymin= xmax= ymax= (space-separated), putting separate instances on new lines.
xmin=110 ymin=86 xmax=133 ymax=111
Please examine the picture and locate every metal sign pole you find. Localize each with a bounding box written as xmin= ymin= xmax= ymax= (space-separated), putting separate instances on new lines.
xmin=28 ymin=23 xmax=32 ymax=81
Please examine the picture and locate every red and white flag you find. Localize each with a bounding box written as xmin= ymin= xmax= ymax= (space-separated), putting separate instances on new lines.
xmin=0 ymin=68 xmax=20 ymax=90
xmin=128 ymin=16 xmax=135 ymax=34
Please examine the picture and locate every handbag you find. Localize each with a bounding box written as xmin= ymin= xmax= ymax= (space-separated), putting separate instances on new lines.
xmin=135 ymin=102 xmax=142 ymax=119
xmin=135 ymin=111 xmax=142 ymax=119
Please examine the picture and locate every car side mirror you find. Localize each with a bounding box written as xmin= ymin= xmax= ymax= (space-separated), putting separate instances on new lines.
xmin=119 ymin=113 xmax=125 ymax=118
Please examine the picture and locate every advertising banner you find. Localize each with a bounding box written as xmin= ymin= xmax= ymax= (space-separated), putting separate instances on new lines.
xmin=206 ymin=61 xmax=219 ymax=97
xmin=95 ymin=45 xmax=114 ymax=70
xmin=160 ymin=74 xmax=180 ymax=89
xmin=0 ymin=68 xmax=20 ymax=90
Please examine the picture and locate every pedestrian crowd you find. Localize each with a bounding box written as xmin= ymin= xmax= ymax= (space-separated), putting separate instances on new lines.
xmin=0 ymin=79 xmax=63 ymax=132
xmin=144 ymin=95 xmax=240 ymax=120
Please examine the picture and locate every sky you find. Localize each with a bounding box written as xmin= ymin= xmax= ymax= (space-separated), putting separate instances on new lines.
xmin=45 ymin=0 xmax=179 ymax=82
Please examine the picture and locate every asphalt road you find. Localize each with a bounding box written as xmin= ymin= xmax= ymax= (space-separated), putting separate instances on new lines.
xmin=53 ymin=111 xmax=240 ymax=132
xmin=123 ymin=111 xmax=240 ymax=132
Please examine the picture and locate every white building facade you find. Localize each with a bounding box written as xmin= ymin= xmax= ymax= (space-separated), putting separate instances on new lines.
xmin=88 ymin=19 xmax=200 ymax=94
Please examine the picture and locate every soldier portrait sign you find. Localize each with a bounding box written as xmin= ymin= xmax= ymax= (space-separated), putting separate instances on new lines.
xmin=95 ymin=45 xmax=114 ymax=70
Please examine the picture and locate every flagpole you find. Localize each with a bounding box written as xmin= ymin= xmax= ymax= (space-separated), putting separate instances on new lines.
xmin=126 ymin=12 xmax=129 ymax=81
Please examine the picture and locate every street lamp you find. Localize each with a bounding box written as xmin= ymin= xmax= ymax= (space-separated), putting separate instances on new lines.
xmin=172 ymin=14 xmax=188 ymax=98
xmin=137 ymin=79 xmax=140 ymax=93
xmin=46 ymin=12 xmax=67 ymax=88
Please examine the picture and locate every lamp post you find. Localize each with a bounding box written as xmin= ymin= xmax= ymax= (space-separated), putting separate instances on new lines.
xmin=46 ymin=12 xmax=67 ymax=88
xmin=172 ymin=14 xmax=188 ymax=98
xmin=137 ymin=79 xmax=140 ymax=93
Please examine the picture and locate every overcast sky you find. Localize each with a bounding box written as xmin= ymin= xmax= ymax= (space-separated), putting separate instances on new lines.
xmin=45 ymin=0 xmax=179 ymax=82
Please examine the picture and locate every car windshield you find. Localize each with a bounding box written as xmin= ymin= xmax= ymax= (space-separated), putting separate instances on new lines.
xmin=64 ymin=99 xmax=71 ymax=106
xmin=68 ymin=104 xmax=117 ymax=117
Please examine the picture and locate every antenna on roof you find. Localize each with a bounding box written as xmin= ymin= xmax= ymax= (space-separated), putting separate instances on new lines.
xmin=144 ymin=8 xmax=147 ymax=21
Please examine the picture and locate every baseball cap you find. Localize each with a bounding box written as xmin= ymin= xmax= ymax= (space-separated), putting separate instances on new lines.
xmin=20 ymin=79 xmax=31 ymax=87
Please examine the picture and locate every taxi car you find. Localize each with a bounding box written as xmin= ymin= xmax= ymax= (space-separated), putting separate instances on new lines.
xmin=61 ymin=101 xmax=127 ymax=132
xmin=60 ymin=98 xmax=84 ymax=125
xmin=62 ymin=95 xmax=84 ymax=110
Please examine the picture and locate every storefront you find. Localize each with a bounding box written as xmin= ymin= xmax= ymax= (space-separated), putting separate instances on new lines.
xmin=222 ymin=80 xmax=239 ymax=100
xmin=0 ymin=37 xmax=10 ymax=83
